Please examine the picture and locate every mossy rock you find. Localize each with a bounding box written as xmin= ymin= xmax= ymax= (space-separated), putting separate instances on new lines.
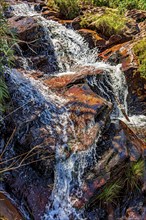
xmin=133 ymin=37 xmax=146 ymax=79
xmin=80 ymin=8 xmax=128 ymax=38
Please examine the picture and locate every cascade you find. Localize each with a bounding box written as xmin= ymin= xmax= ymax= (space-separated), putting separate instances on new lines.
xmin=7 ymin=3 xmax=145 ymax=220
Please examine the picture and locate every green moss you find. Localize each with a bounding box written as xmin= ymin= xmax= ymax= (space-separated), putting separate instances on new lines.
xmin=133 ymin=38 xmax=146 ymax=79
xmin=80 ymin=9 xmax=127 ymax=37
xmin=87 ymin=0 xmax=146 ymax=11
xmin=47 ymin=0 xmax=80 ymax=19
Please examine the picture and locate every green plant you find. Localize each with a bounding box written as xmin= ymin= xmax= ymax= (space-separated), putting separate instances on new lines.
xmin=87 ymin=180 xmax=122 ymax=208
xmin=133 ymin=38 xmax=146 ymax=79
xmin=97 ymin=180 xmax=122 ymax=204
xmin=92 ymin=0 xmax=146 ymax=11
xmin=80 ymin=9 xmax=127 ymax=37
xmin=0 ymin=1 xmax=15 ymax=112
xmin=47 ymin=0 xmax=80 ymax=19
xmin=125 ymin=159 xmax=144 ymax=190
xmin=0 ymin=78 xmax=9 ymax=112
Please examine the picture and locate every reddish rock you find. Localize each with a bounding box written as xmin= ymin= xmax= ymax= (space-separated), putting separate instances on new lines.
xmin=77 ymin=29 xmax=106 ymax=49
xmin=59 ymin=17 xmax=81 ymax=29
xmin=8 ymin=16 xmax=41 ymax=42
xmin=99 ymin=36 xmax=146 ymax=115
xmin=44 ymin=67 xmax=103 ymax=90
xmin=62 ymin=84 xmax=112 ymax=152
xmin=71 ymin=119 xmax=143 ymax=209
xmin=42 ymin=10 xmax=60 ymax=19
xmin=98 ymin=41 xmax=138 ymax=71
xmin=0 ymin=192 xmax=23 ymax=220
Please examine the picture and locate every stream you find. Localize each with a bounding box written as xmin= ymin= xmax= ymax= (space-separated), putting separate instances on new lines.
xmin=1 ymin=3 xmax=146 ymax=220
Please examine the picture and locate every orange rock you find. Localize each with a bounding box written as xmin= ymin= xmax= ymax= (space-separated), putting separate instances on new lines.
xmin=44 ymin=67 xmax=103 ymax=90
xmin=78 ymin=29 xmax=106 ymax=49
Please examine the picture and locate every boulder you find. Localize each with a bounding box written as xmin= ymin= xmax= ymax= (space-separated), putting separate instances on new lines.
xmin=77 ymin=29 xmax=106 ymax=49
xmin=44 ymin=67 xmax=103 ymax=90
xmin=99 ymin=38 xmax=146 ymax=115
xmin=8 ymin=16 xmax=58 ymax=73
xmin=71 ymin=119 xmax=143 ymax=209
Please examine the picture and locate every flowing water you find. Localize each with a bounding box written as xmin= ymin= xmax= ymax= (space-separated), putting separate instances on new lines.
xmin=9 ymin=3 xmax=145 ymax=220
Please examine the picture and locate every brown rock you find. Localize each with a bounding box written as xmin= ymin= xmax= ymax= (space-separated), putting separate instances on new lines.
xmin=78 ymin=29 xmax=106 ymax=49
xmin=0 ymin=192 xmax=23 ymax=220
xmin=126 ymin=9 xmax=146 ymax=22
xmin=8 ymin=16 xmax=41 ymax=42
xmin=72 ymin=119 xmax=143 ymax=209
xmin=44 ymin=67 xmax=103 ymax=90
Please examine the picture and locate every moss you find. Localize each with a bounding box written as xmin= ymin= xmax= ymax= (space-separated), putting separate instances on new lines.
xmin=133 ymin=38 xmax=146 ymax=79
xmin=80 ymin=9 xmax=127 ymax=37
xmin=47 ymin=0 xmax=80 ymax=19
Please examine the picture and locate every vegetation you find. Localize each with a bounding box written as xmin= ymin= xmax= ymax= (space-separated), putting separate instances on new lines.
xmin=90 ymin=0 xmax=146 ymax=12
xmin=47 ymin=0 xmax=146 ymax=19
xmin=125 ymin=159 xmax=144 ymax=190
xmin=133 ymin=38 xmax=146 ymax=79
xmin=47 ymin=0 xmax=80 ymax=19
xmin=87 ymin=159 xmax=144 ymax=208
xmin=95 ymin=180 xmax=122 ymax=204
xmin=0 ymin=1 xmax=15 ymax=112
xmin=80 ymin=8 xmax=127 ymax=37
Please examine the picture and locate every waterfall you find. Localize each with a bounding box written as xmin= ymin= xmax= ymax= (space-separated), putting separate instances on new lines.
xmin=11 ymin=4 xmax=97 ymax=72
xmin=10 ymin=3 xmax=133 ymax=220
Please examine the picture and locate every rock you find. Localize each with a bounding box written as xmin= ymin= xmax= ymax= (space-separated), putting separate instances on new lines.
xmin=126 ymin=9 xmax=146 ymax=22
xmin=71 ymin=119 xmax=143 ymax=209
xmin=62 ymin=84 xmax=112 ymax=152
xmin=44 ymin=67 xmax=103 ymax=90
xmin=8 ymin=16 xmax=42 ymax=42
xmin=4 ymin=168 xmax=52 ymax=220
xmin=3 ymin=68 xmax=112 ymax=215
xmin=0 ymin=192 xmax=23 ymax=220
xmin=99 ymin=38 xmax=146 ymax=115
xmin=8 ymin=16 xmax=59 ymax=73
xmin=42 ymin=10 xmax=60 ymax=19
xmin=78 ymin=29 xmax=106 ymax=49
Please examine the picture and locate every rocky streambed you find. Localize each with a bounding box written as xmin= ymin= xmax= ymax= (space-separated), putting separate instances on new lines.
xmin=0 ymin=1 xmax=146 ymax=220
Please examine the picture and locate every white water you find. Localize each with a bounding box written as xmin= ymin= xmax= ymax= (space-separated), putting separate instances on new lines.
xmin=11 ymin=3 xmax=145 ymax=220
xmin=12 ymin=3 xmax=97 ymax=72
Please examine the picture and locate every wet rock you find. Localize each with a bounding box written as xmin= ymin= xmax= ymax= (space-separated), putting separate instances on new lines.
xmin=4 ymin=167 xmax=52 ymax=220
xmin=8 ymin=16 xmax=42 ymax=42
xmin=62 ymin=84 xmax=112 ymax=152
xmin=0 ymin=192 xmax=23 ymax=220
xmin=44 ymin=67 xmax=103 ymax=90
xmin=8 ymin=16 xmax=59 ymax=73
xmin=72 ymin=119 xmax=143 ymax=209
xmin=3 ymin=68 xmax=113 ymax=219
xmin=59 ymin=17 xmax=81 ymax=29
xmin=42 ymin=10 xmax=60 ymax=19
xmin=99 ymin=38 xmax=146 ymax=115
xmin=78 ymin=29 xmax=106 ymax=49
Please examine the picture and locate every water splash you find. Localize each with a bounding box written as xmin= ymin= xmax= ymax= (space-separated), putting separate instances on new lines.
xmin=87 ymin=63 xmax=128 ymax=118
xmin=12 ymin=3 xmax=97 ymax=73
xmin=10 ymin=3 xmax=131 ymax=220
